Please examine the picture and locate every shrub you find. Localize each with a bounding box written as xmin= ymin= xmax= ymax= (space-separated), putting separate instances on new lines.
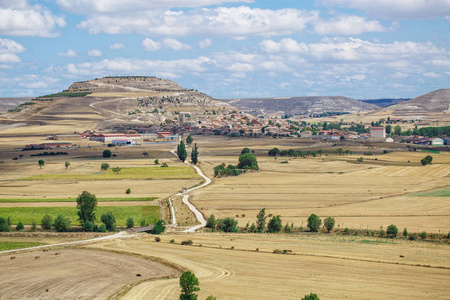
xmin=301 ymin=293 xmax=320 ymax=300
xmin=420 ymin=155 xmax=433 ymax=166
xmin=403 ymin=228 xmax=408 ymax=238
xmin=126 ymin=188 xmax=131 ymax=194
xmin=249 ymin=223 xmax=257 ymax=233
xmin=155 ymin=237 xmax=161 ymax=242
xmin=31 ymin=220 xmax=37 ymax=231
xmin=53 ymin=215 xmax=71 ymax=232
xmin=420 ymin=231 xmax=428 ymax=239
xmin=41 ymin=214 xmax=53 ymax=230
xmin=273 ymin=249 xmax=282 ymax=254
xmin=284 ymin=223 xmax=292 ymax=233
xmin=152 ymin=220 xmax=166 ymax=234
xmin=205 ymin=214 xmax=216 ymax=229
xmin=409 ymin=233 xmax=418 ymax=240
xmin=126 ymin=217 xmax=134 ymax=228
xmin=83 ymin=220 xmax=94 ymax=232
xmin=16 ymin=221 xmax=24 ymax=231
xmin=100 ymin=211 xmax=116 ymax=231
xmin=343 ymin=227 xmax=350 ymax=235
xmin=97 ymin=224 xmax=106 ymax=232
xmin=161 ymin=162 xmax=168 ymax=167
xmin=102 ymin=150 xmax=112 ymax=158
xmin=323 ymin=217 xmax=335 ymax=232
xmin=267 ymin=215 xmax=282 ymax=233
xmin=170 ymin=239 xmax=175 ymax=243
xmin=379 ymin=229 xmax=386 ymax=236
xmin=154 ymin=159 xmax=159 ymax=165
xmin=101 ymin=162 xmax=110 ymax=170
xmin=237 ymin=153 xmax=259 ymax=170
xmin=181 ymin=240 xmax=193 ymax=245
xmin=140 ymin=219 xmax=148 ymax=226
xmin=307 ymin=214 xmax=322 ymax=232
xmin=386 ymin=224 xmax=398 ymax=237
xmin=216 ymin=217 xmax=238 ymax=232
xmin=0 ymin=217 xmax=11 ymax=232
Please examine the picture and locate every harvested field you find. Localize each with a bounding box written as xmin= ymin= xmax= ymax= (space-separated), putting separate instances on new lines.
xmin=88 ymin=233 xmax=450 ymax=299
xmin=0 ymin=196 xmax=157 ymax=203
xmin=0 ymin=248 xmax=178 ymax=300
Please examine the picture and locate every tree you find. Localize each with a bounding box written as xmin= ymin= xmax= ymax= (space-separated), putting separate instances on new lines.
xmin=191 ymin=143 xmax=199 ymax=165
xmin=394 ymin=125 xmax=402 ymax=136
xmin=302 ymin=293 xmax=320 ymax=300
xmin=38 ymin=159 xmax=44 ymax=168
xmin=112 ymin=167 xmax=121 ymax=174
xmin=237 ymin=153 xmax=258 ymax=170
xmin=126 ymin=217 xmax=134 ymax=228
xmin=76 ymin=191 xmax=97 ymax=228
xmin=403 ymin=227 xmax=408 ymax=238
xmin=216 ymin=217 xmax=238 ymax=232
xmin=421 ymin=155 xmax=433 ymax=166
xmin=154 ymin=159 xmax=159 ymax=165
xmin=53 ymin=214 xmax=71 ymax=232
xmin=161 ymin=162 xmax=168 ymax=167
xmin=386 ymin=224 xmax=398 ymax=237
xmin=126 ymin=188 xmax=131 ymax=194
xmin=268 ymin=147 xmax=280 ymax=157
xmin=241 ymin=147 xmax=251 ymax=154
xmin=103 ymin=149 xmax=112 ymax=158
xmin=0 ymin=217 xmax=11 ymax=232
xmin=101 ymin=162 xmax=110 ymax=170
xmin=84 ymin=220 xmax=94 ymax=232
xmin=205 ymin=214 xmax=216 ymax=229
xmin=179 ymin=271 xmax=200 ymax=300
xmin=16 ymin=221 xmax=24 ymax=231
xmin=256 ymin=208 xmax=267 ymax=233
xmin=41 ymin=214 xmax=53 ymax=230
xmin=152 ymin=220 xmax=166 ymax=234
xmin=307 ymin=214 xmax=322 ymax=232
xmin=385 ymin=124 xmax=392 ymax=134
xmin=186 ymin=134 xmax=193 ymax=145
xmin=65 ymin=161 xmax=70 ymax=169
xmin=267 ymin=215 xmax=282 ymax=233
xmin=177 ymin=140 xmax=187 ymax=162
xmin=323 ymin=217 xmax=335 ymax=232
xmin=100 ymin=211 xmax=116 ymax=231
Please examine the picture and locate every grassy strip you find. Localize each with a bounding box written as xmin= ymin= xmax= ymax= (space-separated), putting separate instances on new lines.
xmin=0 ymin=197 xmax=157 ymax=203
xmin=0 ymin=241 xmax=46 ymax=251
xmin=21 ymin=166 xmax=200 ymax=181
xmin=409 ymin=187 xmax=450 ymax=197
xmin=421 ymin=149 xmax=440 ymax=154
xmin=0 ymin=206 xmax=159 ymax=226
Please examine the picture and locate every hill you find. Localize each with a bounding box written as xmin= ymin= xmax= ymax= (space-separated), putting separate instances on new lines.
xmin=0 ymin=76 xmax=229 ymax=132
xmin=221 ymin=96 xmax=379 ymax=115
xmin=360 ymin=98 xmax=409 ymax=108
xmin=0 ymin=98 xmax=34 ymax=113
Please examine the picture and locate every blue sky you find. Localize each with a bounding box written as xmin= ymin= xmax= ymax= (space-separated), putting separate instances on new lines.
xmin=0 ymin=0 xmax=449 ymax=99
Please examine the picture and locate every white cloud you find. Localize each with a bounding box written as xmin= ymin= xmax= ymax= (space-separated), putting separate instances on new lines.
xmin=88 ymin=49 xmax=102 ymax=56
xmin=279 ymin=82 xmax=291 ymax=89
xmin=56 ymin=0 xmax=253 ymax=13
xmin=0 ymin=39 xmax=26 ymax=63
xmin=0 ymin=0 xmax=65 ymax=37
xmin=163 ymin=38 xmax=191 ymax=51
xmin=142 ymin=38 xmax=161 ymax=51
xmin=199 ymin=38 xmax=212 ymax=49
xmin=314 ymin=15 xmax=385 ymax=35
xmin=318 ymin=0 xmax=450 ymax=19
xmin=58 ymin=49 xmax=77 ymax=57
xmin=77 ymin=7 xmax=319 ymax=38
xmin=110 ymin=43 xmax=125 ymax=49
xmin=423 ymin=72 xmax=440 ymax=78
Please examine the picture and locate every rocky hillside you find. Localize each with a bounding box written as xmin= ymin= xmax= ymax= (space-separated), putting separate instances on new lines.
xmin=0 ymin=98 xmax=33 ymax=113
xmin=222 ymin=96 xmax=379 ymax=115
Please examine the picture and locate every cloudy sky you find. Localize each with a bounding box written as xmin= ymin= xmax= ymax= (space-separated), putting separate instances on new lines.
xmin=0 ymin=0 xmax=449 ymax=99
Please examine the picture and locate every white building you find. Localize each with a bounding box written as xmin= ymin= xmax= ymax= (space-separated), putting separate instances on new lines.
xmin=431 ymin=138 xmax=444 ymax=145
xmin=385 ymin=137 xmax=394 ymax=143
xmin=370 ymin=127 xmax=386 ymax=138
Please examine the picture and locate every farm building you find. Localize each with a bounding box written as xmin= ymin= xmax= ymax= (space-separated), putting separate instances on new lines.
xmin=111 ymin=140 xmax=138 ymax=146
xmin=386 ymin=137 xmax=394 ymax=143
xmin=370 ymin=127 xmax=386 ymax=138
xmin=89 ymin=134 xmax=141 ymax=143
xmin=431 ymin=138 xmax=444 ymax=145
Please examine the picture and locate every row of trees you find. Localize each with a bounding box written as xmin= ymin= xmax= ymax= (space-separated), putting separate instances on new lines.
xmin=268 ymin=147 xmax=323 ymax=158
xmin=214 ymin=148 xmax=258 ymax=177
xmin=177 ymin=139 xmax=199 ymax=165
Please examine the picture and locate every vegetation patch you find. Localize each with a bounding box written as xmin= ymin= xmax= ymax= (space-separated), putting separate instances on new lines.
xmin=0 ymin=241 xmax=46 ymax=251
xmin=0 ymin=197 xmax=157 ymax=203
xmin=22 ymin=166 xmax=200 ymax=181
xmin=409 ymin=187 xmax=450 ymax=197
xmin=0 ymin=206 xmax=159 ymax=226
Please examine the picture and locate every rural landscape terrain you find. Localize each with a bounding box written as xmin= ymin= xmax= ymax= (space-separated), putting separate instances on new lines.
xmin=0 ymin=76 xmax=449 ymax=299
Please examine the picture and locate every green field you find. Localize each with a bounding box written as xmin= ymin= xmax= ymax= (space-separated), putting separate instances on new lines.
xmin=0 ymin=206 xmax=160 ymax=226
xmin=0 ymin=242 xmax=46 ymax=251
xmin=0 ymin=197 xmax=157 ymax=203
xmin=409 ymin=187 xmax=450 ymax=197
xmin=22 ymin=166 xmax=201 ymax=181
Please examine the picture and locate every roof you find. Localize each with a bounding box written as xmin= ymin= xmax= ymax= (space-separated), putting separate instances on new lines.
xmin=370 ymin=127 xmax=385 ymax=131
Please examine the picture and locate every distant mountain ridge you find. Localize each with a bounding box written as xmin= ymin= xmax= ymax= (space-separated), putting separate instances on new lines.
xmin=221 ymin=96 xmax=379 ymax=115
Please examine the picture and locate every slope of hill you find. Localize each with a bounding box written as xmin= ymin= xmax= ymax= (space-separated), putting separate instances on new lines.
xmin=221 ymin=96 xmax=379 ymax=115
xmin=0 ymin=76 xmax=229 ymax=131
xmin=0 ymin=98 xmax=34 ymax=113
xmin=360 ymin=98 xmax=409 ymax=108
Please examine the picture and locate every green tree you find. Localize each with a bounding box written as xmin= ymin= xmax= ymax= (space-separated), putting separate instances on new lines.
xmin=385 ymin=124 xmax=392 ymax=134
xmin=126 ymin=217 xmax=134 ymax=228
xmin=267 ymin=215 xmax=282 ymax=233
xmin=302 ymin=293 xmax=320 ymax=300
xmin=154 ymin=159 xmax=159 ymax=165
xmin=420 ymin=155 xmax=433 ymax=166
xmin=307 ymin=214 xmax=322 ymax=232
xmin=65 ymin=161 xmax=70 ymax=169
xmin=241 ymin=147 xmax=251 ymax=154
xmin=103 ymin=149 xmax=112 ymax=158
xmin=237 ymin=153 xmax=258 ymax=170
xmin=83 ymin=220 xmax=94 ymax=232
xmin=177 ymin=140 xmax=187 ymax=162
xmin=394 ymin=125 xmax=402 ymax=135
xmin=152 ymin=220 xmax=166 ymax=234
xmin=205 ymin=214 xmax=216 ymax=229
xmin=403 ymin=227 xmax=408 ymax=238
xmin=101 ymin=162 xmax=110 ymax=170
xmin=16 ymin=221 xmax=24 ymax=231
xmin=126 ymin=188 xmax=131 ymax=194
xmin=0 ymin=217 xmax=11 ymax=232
xmin=386 ymin=224 xmax=398 ymax=237
xmin=38 ymin=159 xmax=44 ymax=168
xmin=186 ymin=134 xmax=193 ymax=145
xmin=268 ymin=147 xmax=280 ymax=156
xmin=205 ymin=296 xmax=216 ymax=300
xmin=216 ymin=217 xmax=238 ymax=232
xmin=112 ymin=167 xmax=121 ymax=174
xmin=161 ymin=162 xmax=168 ymax=167
xmin=323 ymin=217 xmax=335 ymax=232
xmin=100 ymin=211 xmax=116 ymax=231
xmin=179 ymin=271 xmax=200 ymax=300
xmin=41 ymin=214 xmax=53 ymax=230
xmin=191 ymin=143 xmax=199 ymax=165
xmin=53 ymin=214 xmax=71 ymax=232
xmin=256 ymin=208 xmax=267 ymax=233
xmin=76 ymin=191 xmax=97 ymax=228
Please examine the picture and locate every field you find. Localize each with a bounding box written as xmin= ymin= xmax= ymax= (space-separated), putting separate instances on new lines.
xmin=0 ymin=241 xmax=45 ymax=251
xmin=0 ymin=197 xmax=157 ymax=203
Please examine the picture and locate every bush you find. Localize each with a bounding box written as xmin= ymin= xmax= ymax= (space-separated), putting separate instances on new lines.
xmin=101 ymin=162 xmax=110 ymax=170
xmin=205 ymin=214 xmax=216 ymax=229
xmin=343 ymin=227 xmax=350 ymax=235
xmin=53 ymin=215 xmax=71 ymax=232
xmin=301 ymin=293 xmax=320 ymax=300
xmin=409 ymin=233 xmax=418 ymax=240
xmin=126 ymin=188 xmax=131 ymax=194
xmin=420 ymin=155 xmax=433 ymax=166
xmin=31 ymin=220 xmax=37 ymax=231
xmin=386 ymin=224 xmax=398 ymax=237
xmin=155 ymin=237 xmax=161 ymax=242
xmin=420 ymin=231 xmax=428 ymax=239
xmin=181 ymin=240 xmax=193 ymax=245
xmin=403 ymin=228 xmax=408 ymax=238
xmin=216 ymin=217 xmax=238 ymax=232
xmin=152 ymin=220 xmax=166 ymax=234
xmin=16 ymin=221 xmax=24 ymax=231
xmin=161 ymin=162 xmax=168 ymax=167
xmin=0 ymin=217 xmax=11 ymax=232
xmin=100 ymin=211 xmax=116 ymax=231
xmin=379 ymin=229 xmax=386 ymax=236
xmin=83 ymin=220 xmax=94 ymax=232
xmin=102 ymin=150 xmax=112 ymax=158
xmin=237 ymin=153 xmax=259 ymax=170
xmin=154 ymin=159 xmax=159 ymax=165
xmin=307 ymin=214 xmax=322 ymax=232
xmin=126 ymin=217 xmax=134 ymax=228
xmin=41 ymin=214 xmax=53 ymax=230
xmin=170 ymin=239 xmax=175 ymax=243
xmin=323 ymin=217 xmax=335 ymax=232
xmin=267 ymin=215 xmax=282 ymax=233
xmin=97 ymin=224 xmax=106 ymax=232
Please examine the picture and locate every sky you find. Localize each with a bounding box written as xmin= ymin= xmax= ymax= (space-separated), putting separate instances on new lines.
xmin=0 ymin=0 xmax=449 ymax=99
